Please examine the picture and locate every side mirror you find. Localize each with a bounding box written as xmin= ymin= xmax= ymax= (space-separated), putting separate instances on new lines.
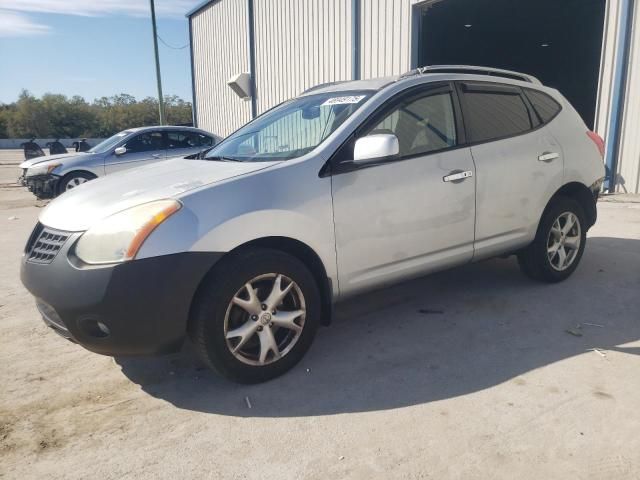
xmin=114 ymin=146 xmax=127 ymax=156
xmin=301 ymin=105 xmax=320 ymax=120
xmin=353 ymin=134 xmax=399 ymax=164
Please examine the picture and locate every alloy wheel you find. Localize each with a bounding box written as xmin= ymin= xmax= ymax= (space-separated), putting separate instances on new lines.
xmin=547 ymin=211 xmax=581 ymax=271
xmin=65 ymin=177 xmax=88 ymax=191
xmin=224 ymin=273 xmax=306 ymax=366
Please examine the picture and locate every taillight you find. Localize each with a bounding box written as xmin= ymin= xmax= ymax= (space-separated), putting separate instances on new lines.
xmin=587 ymin=131 xmax=605 ymax=159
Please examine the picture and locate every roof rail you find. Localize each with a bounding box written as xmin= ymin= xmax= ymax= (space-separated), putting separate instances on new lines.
xmin=400 ymin=65 xmax=542 ymax=85
xmin=302 ymin=81 xmax=349 ymax=94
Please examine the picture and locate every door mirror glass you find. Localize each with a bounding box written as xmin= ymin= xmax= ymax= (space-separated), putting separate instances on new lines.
xmin=114 ymin=146 xmax=127 ymax=156
xmin=301 ymin=105 xmax=320 ymax=120
xmin=353 ymin=134 xmax=399 ymax=164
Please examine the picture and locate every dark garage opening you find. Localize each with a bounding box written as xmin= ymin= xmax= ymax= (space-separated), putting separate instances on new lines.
xmin=417 ymin=0 xmax=606 ymax=128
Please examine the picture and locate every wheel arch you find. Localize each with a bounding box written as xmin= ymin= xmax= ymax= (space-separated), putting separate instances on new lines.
xmin=57 ymin=170 xmax=98 ymax=194
xmin=546 ymin=182 xmax=597 ymax=229
xmin=59 ymin=169 xmax=97 ymax=180
xmin=188 ymin=236 xmax=334 ymax=332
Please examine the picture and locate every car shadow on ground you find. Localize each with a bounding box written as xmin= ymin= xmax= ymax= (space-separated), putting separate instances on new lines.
xmin=115 ymin=236 xmax=640 ymax=417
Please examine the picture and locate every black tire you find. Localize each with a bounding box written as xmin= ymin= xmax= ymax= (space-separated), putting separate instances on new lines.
xmin=57 ymin=171 xmax=96 ymax=196
xmin=189 ymin=248 xmax=321 ymax=383
xmin=517 ymin=196 xmax=587 ymax=283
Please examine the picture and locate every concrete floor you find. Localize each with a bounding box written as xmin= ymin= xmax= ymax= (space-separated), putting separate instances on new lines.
xmin=1 ymin=151 xmax=639 ymax=479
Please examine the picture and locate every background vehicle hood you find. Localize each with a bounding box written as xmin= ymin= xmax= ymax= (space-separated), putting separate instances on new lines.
xmin=20 ymin=152 xmax=87 ymax=169
xmin=39 ymin=158 xmax=279 ymax=232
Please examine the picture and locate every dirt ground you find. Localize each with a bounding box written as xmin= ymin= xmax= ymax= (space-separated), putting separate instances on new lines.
xmin=1 ymin=149 xmax=640 ymax=479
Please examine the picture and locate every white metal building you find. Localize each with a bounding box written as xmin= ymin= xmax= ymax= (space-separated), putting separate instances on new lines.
xmin=187 ymin=0 xmax=640 ymax=193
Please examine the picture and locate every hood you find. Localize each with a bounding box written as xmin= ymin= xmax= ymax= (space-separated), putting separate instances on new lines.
xmin=19 ymin=152 xmax=87 ymax=169
xmin=39 ymin=158 xmax=279 ymax=232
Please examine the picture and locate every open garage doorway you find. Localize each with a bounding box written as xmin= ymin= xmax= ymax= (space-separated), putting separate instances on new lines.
xmin=416 ymin=0 xmax=606 ymax=128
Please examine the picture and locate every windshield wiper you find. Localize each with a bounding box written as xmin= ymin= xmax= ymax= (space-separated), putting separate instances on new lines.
xmin=206 ymin=156 xmax=242 ymax=162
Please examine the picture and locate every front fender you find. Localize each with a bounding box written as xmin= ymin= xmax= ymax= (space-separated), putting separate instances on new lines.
xmin=56 ymin=154 xmax=105 ymax=178
xmin=136 ymin=158 xmax=338 ymax=294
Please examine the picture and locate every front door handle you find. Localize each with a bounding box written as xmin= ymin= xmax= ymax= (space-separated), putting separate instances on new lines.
xmin=151 ymin=153 xmax=162 ymax=159
xmin=538 ymin=152 xmax=559 ymax=162
xmin=443 ymin=170 xmax=473 ymax=183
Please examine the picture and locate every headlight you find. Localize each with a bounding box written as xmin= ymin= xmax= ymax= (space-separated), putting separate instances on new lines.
xmin=74 ymin=199 xmax=182 ymax=264
xmin=26 ymin=163 xmax=61 ymax=177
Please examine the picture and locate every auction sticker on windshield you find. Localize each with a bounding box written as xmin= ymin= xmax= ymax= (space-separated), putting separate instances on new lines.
xmin=321 ymin=95 xmax=366 ymax=106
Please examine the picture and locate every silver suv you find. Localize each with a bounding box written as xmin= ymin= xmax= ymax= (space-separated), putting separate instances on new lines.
xmin=21 ymin=66 xmax=605 ymax=383
xmin=19 ymin=126 xmax=221 ymax=199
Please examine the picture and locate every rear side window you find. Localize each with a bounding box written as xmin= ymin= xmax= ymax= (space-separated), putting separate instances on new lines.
xmin=461 ymin=85 xmax=533 ymax=143
xmin=524 ymin=89 xmax=562 ymax=124
xmin=167 ymin=131 xmax=213 ymax=149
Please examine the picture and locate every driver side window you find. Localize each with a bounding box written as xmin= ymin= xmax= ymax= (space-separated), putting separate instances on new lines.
xmin=124 ymin=132 xmax=164 ymax=153
xmin=366 ymin=92 xmax=457 ymax=158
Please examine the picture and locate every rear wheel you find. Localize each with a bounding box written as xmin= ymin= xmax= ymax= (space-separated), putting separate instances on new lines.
xmin=190 ymin=248 xmax=320 ymax=383
xmin=518 ymin=196 xmax=587 ymax=283
xmin=57 ymin=171 xmax=96 ymax=195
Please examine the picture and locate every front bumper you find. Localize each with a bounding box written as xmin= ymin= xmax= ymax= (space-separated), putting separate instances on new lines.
xmin=22 ymin=173 xmax=60 ymax=199
xmin=21 ymin=231 xmax=223 ymax=356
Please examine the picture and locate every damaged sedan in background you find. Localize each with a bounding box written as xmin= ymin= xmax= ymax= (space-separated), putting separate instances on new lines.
xmin=19 ymin=126 xmax=221 ymax=199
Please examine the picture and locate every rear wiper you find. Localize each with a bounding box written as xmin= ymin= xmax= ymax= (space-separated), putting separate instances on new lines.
xmin=206 ymin=156 xmax=242 ymax=162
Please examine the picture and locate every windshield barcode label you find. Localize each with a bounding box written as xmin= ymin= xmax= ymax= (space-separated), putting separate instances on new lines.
xmin=321 ymin=95 xmax=366 ymax=106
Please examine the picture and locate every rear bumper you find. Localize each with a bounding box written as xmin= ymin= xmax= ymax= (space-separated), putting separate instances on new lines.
xmin=21 ymin=235 xmax=223 ymax=355
xmin=23 ymin=173 xmax=60 ymax=199
xmin=588 ymin=177 xmax=604 ymax=227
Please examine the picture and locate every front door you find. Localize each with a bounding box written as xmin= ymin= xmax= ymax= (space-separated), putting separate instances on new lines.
xmin=105 ymin=130 xmax=166 ymax=174
xmin=331 ymin=84 xmax=476 ymax=296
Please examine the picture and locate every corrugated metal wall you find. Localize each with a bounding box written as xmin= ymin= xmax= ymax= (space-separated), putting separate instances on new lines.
xmin=594 ymin=0 xmax=640 ymax=194
xmin=616 ymin=2 xmax=640 ymax=194
xmin=360 ymin=0 xmax=415 ymax=78
xmin=594 ymin=0 xmax=619 ymax=144
xmin=252 ymin=0 xmax=353 ymax=114
xmin=191 ymin=0 xmax=252 ymax=136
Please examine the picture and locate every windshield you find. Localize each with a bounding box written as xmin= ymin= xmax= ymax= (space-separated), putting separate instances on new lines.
xmin=88 ymin=131 xmax=132 ymax=154
xmin=205 ymin=91 xmax=373 ymax=162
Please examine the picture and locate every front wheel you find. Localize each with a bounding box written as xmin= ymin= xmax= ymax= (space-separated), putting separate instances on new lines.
xmin=57 ymin=171 xmax=96 ymax=196
xmin=189 ymin=248 xmax=321 ymax=383
xmin=518 ymin=196 xmax=587 ymax=283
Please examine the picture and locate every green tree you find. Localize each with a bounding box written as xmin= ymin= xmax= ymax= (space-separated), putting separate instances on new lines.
xmin=0 ymin=104 xmax=11 ymax=138
xmin=8 ymin=90 xmax=51 ymax=137
xmin=40 ymin=94 xmax=96 ymax=138
xmin=165 ymin=95 xmax=193 ymax=125
xmin=1 ymin=92 xmax=193 ymax=139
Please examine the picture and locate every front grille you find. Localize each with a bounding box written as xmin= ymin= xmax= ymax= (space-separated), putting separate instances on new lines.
xmin=26 ymin=223 xmax=70 ymax=264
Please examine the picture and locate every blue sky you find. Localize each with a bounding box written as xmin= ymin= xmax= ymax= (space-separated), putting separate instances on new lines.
xmin=0 ymin=1 xmax=202 ymax=103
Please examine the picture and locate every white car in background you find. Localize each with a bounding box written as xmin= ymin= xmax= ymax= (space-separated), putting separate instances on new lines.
xmin=19 ymin=126 xmax=221 ymax=199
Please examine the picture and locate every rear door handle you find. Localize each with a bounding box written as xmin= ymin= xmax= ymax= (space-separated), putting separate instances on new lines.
xmin=151 ymin=153 xmax=162 ymax=158
xmin=538 ymin=152 xmax=559 ymax=162
xmin=443 ymin=170 xmax=473 ymax=183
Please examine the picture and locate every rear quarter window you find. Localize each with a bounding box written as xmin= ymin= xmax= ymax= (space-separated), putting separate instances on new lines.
xmin=524 ymin=89 xmax=563 ymax=124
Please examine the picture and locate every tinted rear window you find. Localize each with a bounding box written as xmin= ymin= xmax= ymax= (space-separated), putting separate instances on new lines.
xmin=524 ymin=89 xmax=562 ymax=124
xmin=462 ymin=88 xmax=533 ymax=143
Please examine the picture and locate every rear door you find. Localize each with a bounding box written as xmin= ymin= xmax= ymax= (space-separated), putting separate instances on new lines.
xmin=456 ymin=82 xmax=563 ymax=259
xmin=104 ymin=130 xmax=166 ymax=174
xmin=166 ymin=131 xmax=215 ymax=158
xmin=331 ymin=83 xmax=476 ymax=296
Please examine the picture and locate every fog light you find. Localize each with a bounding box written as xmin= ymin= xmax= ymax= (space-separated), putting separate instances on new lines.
xmin=97 ymin=321 xmax=110 ymax=335
xmin=78 ymin=317 xmax=110 ymax=338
